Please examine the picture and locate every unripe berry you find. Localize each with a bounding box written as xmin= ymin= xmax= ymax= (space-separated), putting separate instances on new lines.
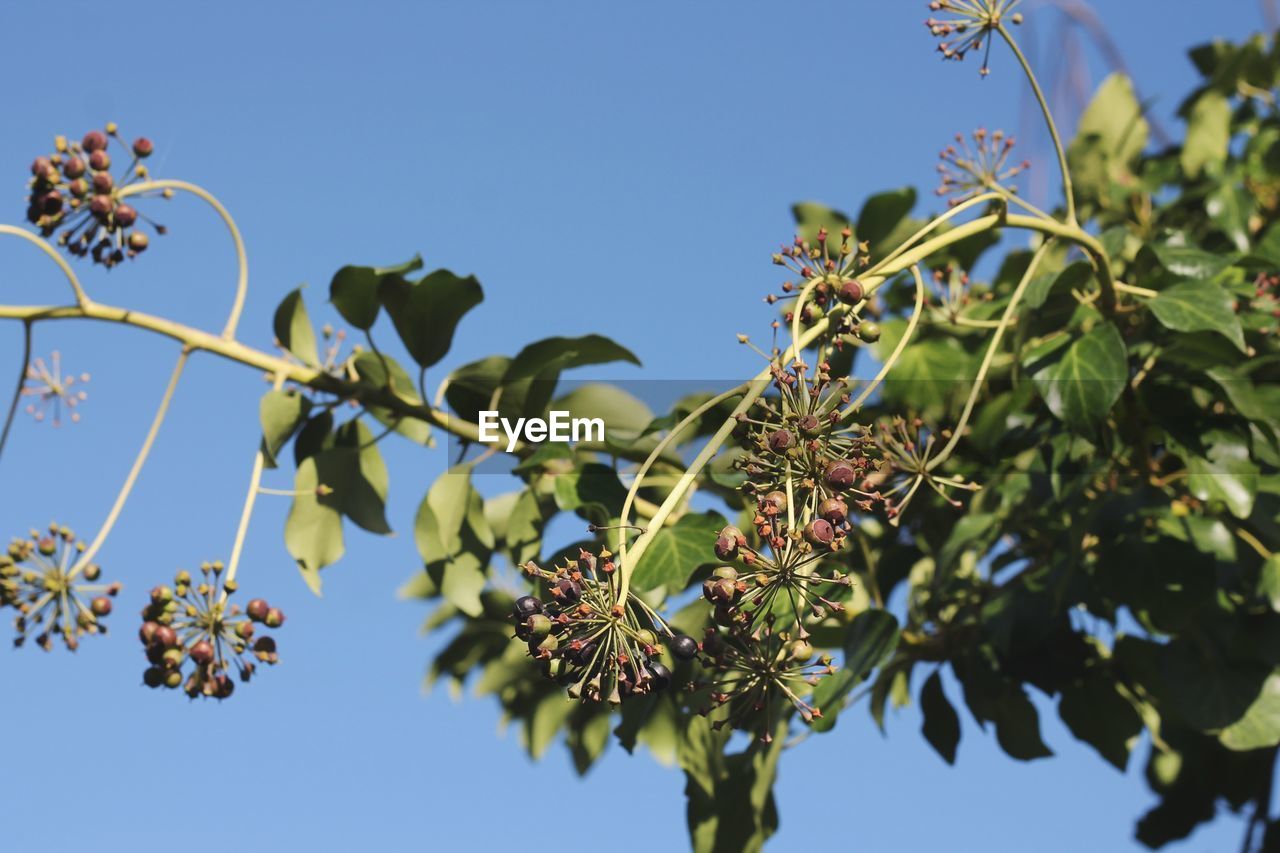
xmin=132 ymin=137 xmax=154 ymax=158
xmin=857 ymin=322 xmax=881 ymax=343
xmin=789 ymin=640 xmax=814 ymax=662
xmin=528 ymin=634 xmax=559 ymax=656
xmin=235 ymin=620 xmax=255 ymax=640
xmin=37 ymin=537 xmax=56 ymax=556
xmin=161 ymin=647 xmax=184 ymax=669
xmin=82 ymin=130 xmax=108 ymax=152
xmin=68 ymin=178 xmax=89 ymax=198
xmin=818 ymin=497 xmax=848 ymax=525
xmin=88 ymin=150 xmax=110 ymax=171
xmin=90 ymin=596 xmax=112 ymax=617
xmin=83 ymin=564 xmax=101 ymax=581
xmin=164 ymin=669 xmax=183 ymax=689
xmin=128 ymin=232 xmax=149 ymax=252
xmin=798 ymin=414 xmax=823 ymax=437
xmin=671 ymin=634 xmax=699 ymax=660
xmin=246 ymin=599 xmax=269 ymax=621
xmin=264 ymin=607 xmax=286 ymax=628
xmin=526 ymin=613 xmax=553 ymax=639
xmin=823 ymin=460 xmax=856 ymax=491
xmin=838 ymin=280 xmax=865 ymax=305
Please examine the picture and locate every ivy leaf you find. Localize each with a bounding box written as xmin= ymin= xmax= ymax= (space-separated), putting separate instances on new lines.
xmin=284 ymin=456 xmax=345 ymax=593
xmin=843 ymin=609 xmax=899 ymax=681
xmin=1187 ymin=433 xmax=1259 ymax=519
xmin=413 ymin=465 xmax=490 ymax=616
xmin=329 ymin=255 xmax=423 ymax=330
xmin=1073 ymin=73 xmax=1149 ymax=167
xmin=920 ymin=670 xmax=961 ymax=765
xmin=1258 ymin=555 xmax=1280 ymax=612
xmin=1059 ymin=669 xmax=1143 ymax=770
xmin=352 ymin=351 xmax=433 ymax=445
xmin=1181 ymin=90 xmax=1231 ymax=179
xmin=1028 ymin=323 xmax=1128 ymax=435
xmin=791 ymin=201 xmax=851 ymax=246
xmin=857 ymin=187 xmax=915 ymax=250
xmin=259 ymin=389 xmax=311 ymax=469
xmin=1024 ymin=262 xmax=1093 ymax=310
xmin=630 ymin=511 xmax=726 ymax=592
xmin=502 ymin=335 xmax=640 ymax=382
xmin=273 ymin=288 xmax=320 ymax=368
xmin=1220 ymin=672 xmax=1280 ymax=751
xmin=379 ymin=269 xmax=483 ymax=368
xmin=1150 ymin=244 xmax=1237 ymax=280
xmin=1149 ymin=280 xmax=1246 ymax=352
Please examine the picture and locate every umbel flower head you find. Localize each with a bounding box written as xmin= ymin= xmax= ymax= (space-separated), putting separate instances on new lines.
xmin=0 ymin=524 xmax=120 ymax=651
xmin=516 ymin=548 xmax=676 ymax=705
xmin=22 ymin=351 xmax=89 ymax=425
xmin=24 ymin=124 xmax=164 ymax=268
xmin=936 ymin=128 xmax=1029 ymax=206
xmin=138 ymin=561 xmax=284 ymax=700
xmin=924 ymin=0 xmax=1024 ymax=76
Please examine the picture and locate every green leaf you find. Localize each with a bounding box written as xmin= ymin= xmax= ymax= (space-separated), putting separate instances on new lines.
xmin=1258 ymin=555 xmax=1280 ymax=612
xmin=352 ymin=351 xmax=433 ymax=445
xmin=505 ymin=489 xmax=546 ymax=565
xmin=259 ymin=389 xmax=311 ymax=469
xmin=1149 ymin=280 xmax=1246 ymax=352
xmin=857 ymin=187 xmax=915 ymax=250
xmin=1187 ymin=434 xmax=1259 ymax=519
xmin=502 ymin=335 xmax=641 ymax=382
xmin=273 ymin=288 xmax=320 ymax=367
xmin=1024 ymin=262 xmax=1093 ymax=310
xmin=413 ymin=465 xmax=491 ymax=616
xmin=920 ymin=670 xmax=960 ymax=765
xmin=808 ymin=669 xmax=856 ymax=734
xmin=329 ymin=254 xmax=423 ymax=330
xmin=993 ymin=689 xmax=1054 ymax=761
xmin=1220 ymin=672 xmax=1280 ymax=751
xmin=1028 ymin=323 xmax=1128 ymax=435
xmin=1074 ymin=73 xmax=1149 ymax=167
xmin=1181 ymin=90 xmax=1231 ymax=179
xmin=284 ymin=456 xmax=345 ymax=592
xmin=630 ymin=511 xmax=727 ymax=592
xmin=379 ymin=268 xmax=483 ymax=368
xmin=1059 ymin=670 xmax=1143 ymax=770
xmin=1150 ymin=244 xmax=1237 ymax=280
xmin=842 ymin=609 xmax=899 ymax=681
xmin=791 ymin=201 xmax=851 ymax=246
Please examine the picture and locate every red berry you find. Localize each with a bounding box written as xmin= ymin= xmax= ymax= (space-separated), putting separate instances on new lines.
xmin=90 ymin=596 xmax=112 ymax=617
xmin=190 ymin=640 xmax=215 ymax=665
xmin=823 ymin=460 xmax=856 ymax=491
xmin=92 ymin=172 xmax=113 ymax=193
xmin=767 ymin=429 xmax=793 ymax=453
xmin=838 ymin=280 xmax=865 ymax=305
xmin=264 ymin=607 xmax=286 ymax=628
xmin=818 ymin=497 xmax=848 ymax=525
xmin=88 ymin=150 xmax=110 ymax=171
xmin=114 ymin=204 xmax=137 ymax=227
xmin=30 ymin=156 xmax=51 ymax=177
xmin=63 ymin=157 xmax=86 ymax=179
xmin=139 ymin=621 xmax=160 ymax=645
xmin=82 ymin=130 xmax=108 ymax=152
xmin=152 ymin=624 xmax=178 ymax=648
xmin=68 ymin=178 xmax=89 ymax=198
xmin=246 ymin=599 xmax=269 ymax=622
xmin=803 ymin=519 xmax=835 ymax=547
xmin=132 ymin=137 xmax=154 ymax=158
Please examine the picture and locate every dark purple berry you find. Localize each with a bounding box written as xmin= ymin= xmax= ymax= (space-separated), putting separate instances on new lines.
xmin=671 ymin=634 xmax=699 ymax=660
xmin=513 ymin=595 xmax=543 ymax=618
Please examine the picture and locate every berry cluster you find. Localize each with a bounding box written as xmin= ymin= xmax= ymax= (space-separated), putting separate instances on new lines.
xmin=936 ymin=128 xmax=1029 ymax=205
xmin=138 ymin=562 xmax=283 ymax=699
xmin=515 ymin=549 xmax=694 ymax=705
xmin=25 ymin=125 xmax=162 ymax=268
xmin=0 ymin=524 xmax=119 ymax=650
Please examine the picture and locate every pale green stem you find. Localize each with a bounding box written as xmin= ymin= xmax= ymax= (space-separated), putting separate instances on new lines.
xmin=925 ymin=240 xmax=1052 ymax=472
xmin=0 ymin=320 xmax=32 ymax=462
xmin=843 ymin=265 xmax=927 ymax=417
xmin=71 ymin=348 xmax=191 ymax=577
xmin=998 ymin=23 xmax=1076 ymax=225
xmin=0 ymin=225 xmax=91 ymax=307
xmin=119 ymin=180 xmax=248 ymax=339
xmin=222 ymin=374 xmax=284 ymax=599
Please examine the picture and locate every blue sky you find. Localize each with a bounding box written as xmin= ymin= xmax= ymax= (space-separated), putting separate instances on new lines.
xmin=0 ymin=2 xmax=1270 ymax=851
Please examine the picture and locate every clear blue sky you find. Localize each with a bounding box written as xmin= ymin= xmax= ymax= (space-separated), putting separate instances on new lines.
xmin=0 ymin=2 xmax=1269 ymax=851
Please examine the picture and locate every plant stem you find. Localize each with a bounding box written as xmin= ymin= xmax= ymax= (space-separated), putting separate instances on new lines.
xmin=998 ymin=23 xmax=1077 ymax=225
xmin=0 ymin=319 xmax=32 ymax=463
xmin=71 ymin=347 xmax=190 ymax=578
xmin=843 ymin=265 xmax=927 ymax=416
xmin=119 ymin=180 xmax=248 ymax=339
xmin=926 ymin=240 xmax=1052 ymax=472
xmin=0 ymin=225 xmax=91 ymax=307
xmin=222 ymin=374 xmax=284 ymax=598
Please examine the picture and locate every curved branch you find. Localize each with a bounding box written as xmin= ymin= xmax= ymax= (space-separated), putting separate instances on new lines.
xmin=118 ymin=180 xmax=248 ymax=339
xmin=0 ymin=225 xmax=91 ymax=307
xmin=0 ymin=319 xmax=32 ymax=462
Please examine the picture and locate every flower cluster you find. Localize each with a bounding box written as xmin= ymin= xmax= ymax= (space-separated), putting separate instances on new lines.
xmin=694 ymin=624 xmax=836 ymax=743
xmin=924 ymin=0 xmax=1023 ymax=76
xmin=0 ymin=524 xmax=119 ymax=650
xmin=22 ymin=351 xmax=89 ymax=425
xmin=936 ymin=128 xmax=1029 ymax=205
xmin=25 ymin=125 xmax=163 ymax=268
xmin=515 ymin=549 xmax=695 ymax=704
xmin=138 ymin=561 xmax=284 ymax=699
